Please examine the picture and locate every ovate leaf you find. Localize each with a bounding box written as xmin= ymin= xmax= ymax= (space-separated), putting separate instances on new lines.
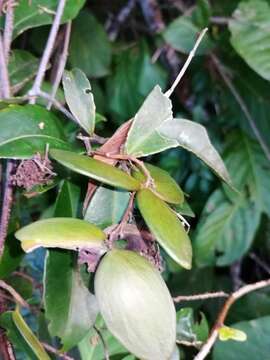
xmin=163 ymin=16 xmax=212 ymax=54
xmin=63 ymin=69 xmax=95 ymax=135
xmin=0 ymin=309 xmax=51 ymax=360
xmin=50 ymin=149 xmax=141 ymax=191
xmin=0 ymin=105 xmax=69 ymax=159
xmin=218 ymin=326 xmax=247 ymax=342
xmin=95 ymin=249 xmax=176 ymax=359
xmin=137 ymin=189 xmax=192 ymax=269
xmin=132 ymin=163 xmax=184 ymax=204
xmin=9 ymin=0 xmax=86 ymax=39
xmin=194 ymin=190 xmax=260 ymax=266
xmin=15 ymin=218 xmax=106 ymax=253
xmin=229 ymin=0 xmax=270 ymax=81
xmin=159 ymin=118 xmax=231 ymax=185
xmin=84 ymin=186 xmax=130 ymax=229
xmin=69 ymin=10 xmax=112 ymax=78
xmin=213 ymin=316 xmax=270 ymax=359
xmin=124 ymin=86 xmax=175 ymax=157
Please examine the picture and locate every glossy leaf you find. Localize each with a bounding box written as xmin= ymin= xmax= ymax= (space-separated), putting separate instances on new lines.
xmin=54 ymin=180 xmax=80 ymax=218
xmin=15 ymin=218 xmax=106 ymax=253
xmin=69 ymin=10 xmax=112 ymax=78
xmin=132 ymin=162 xmax=184 ymax=204
xmin=95 ymin=249 xmax=176 ymax=359
xmin=50 ymin=149 xmax=141 ymax=191
xmin=0 ymin=105 xmax=69 ymax=159
xmin=63 ymin=68 xmax=95 ymax=135
xmin=9 ymin=0 xmax=86 ymax=39
xmin=84 ymin=186 xmax=130 ymax=229
xmin=218 ymin=326 xmax=247 ymax=342
xmin=163 ymin=16 xmax=212 ymax=54
xmin=45 ymin=256 xmax=99 ymax=351
xmin=124 ymin=85 xmax=175 ymax=157
xmin=194 ymin=190 xmax=260 ymax=266
xmin=137 ymin=189 xmax=192 ymax=269
xmin=213 ymin=316 xmax=270 ymax=359
xmin=0 ymin=309 xmax=50 ymax=359
xmin=8 ymin=50 xmax=39 ymax=93
xmin=159 ymin=118 xmax=232 ymax=185
xmin=229 ymin=0 xmax=270 ymax=81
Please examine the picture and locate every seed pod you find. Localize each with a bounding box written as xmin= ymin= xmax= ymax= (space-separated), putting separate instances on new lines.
xmin=50 ymin=149 xmax=141 ymax=191
xmin=137 ymin=189 xmax=192 ymax=269
xmin=95 ymin=249 xmax=176 ymax=360
xmin=132 ymin=162 xmax=184 ymax=204
xmin=15 ymin=218 xmax=106 ymax=253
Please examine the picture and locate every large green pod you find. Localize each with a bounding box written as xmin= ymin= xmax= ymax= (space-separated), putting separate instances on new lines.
xmin=137 ymin=189 xmax=192 ymax=269
xmin=50 ymin=149 xmax=141 ymax=191
xmin=95 ymin=249 xmax=176 ymax=360
xmin=15 ymin=218 xmax=106 ymax=253
xmin=132 ymin=162 xmax=184 ymax=204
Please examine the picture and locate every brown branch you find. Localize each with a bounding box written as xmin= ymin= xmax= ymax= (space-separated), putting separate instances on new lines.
xmin=0 ymin=280 xmax=29 ymax=308
xmin=47 ymin=21 xmax=72 ymax=110
xmin=0 ymin=33 xmax=10 ymax=98
xmin=0 ymin=161 xmax=14 ymax=258
xmin=28 ymin=0 xmax=66 ymax=104
xmin=3 ymin=0 xmax=15 ymax=63
xmin=194 ymin=278 xmax=270 ymax=360
xmin=42 ymin=343 xmax=74 ymax=360
xmin=211 ymin=54 xmax=270 ymax=163
xmin=173 ymin=291 xmax=229 ymax=303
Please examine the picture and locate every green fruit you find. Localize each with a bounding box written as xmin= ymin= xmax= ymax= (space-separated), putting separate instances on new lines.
xmin=95 ymin=249 xmax=176 ymax=360
xmin=137 ymin=189 xmax=192 ymax=269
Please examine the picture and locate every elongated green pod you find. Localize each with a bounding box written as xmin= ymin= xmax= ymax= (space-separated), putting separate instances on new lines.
xmin=95 ymin=249 xmax=176 ymax=360
xmin=50 ymin=149 xmax=141 ymax=191
xmin=137 ymin=189 xmax=192 ymax=269
xmin=15 ymin=218 xmax=106 ymax=253
xmin=132 ymin=162 xmax=184 ymax=204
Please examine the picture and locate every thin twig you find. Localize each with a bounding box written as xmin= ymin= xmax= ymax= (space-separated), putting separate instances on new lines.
xmin=194 ymin=278 xmax=270 ymax=360
xmin=173 ymin=291 xmax=229 ymax=303
xmin=47 ymin=21 xmax=71 ymax=110
xmin=0 ymin=161 xmax=14 ymax=258
xmin=94 ymin=326 xmax=110 ymax=360
xmin=28 ymin=0 xmax=66 ymax=104
xmin=165 ymin=28 xmax=208 ymax=97
xmin=211 ymin=54 xmax=270 ymax=163
xmin=42 ymin=343 xmax=74 ymax=360
xmin=210 ymin=16 xmax=230 ymax=25
xmin=0 ymin=280 xmax=29 ymax=308
xmin=176 ymin=339 xmax=202 ymax=349
xmin=3 ymin=0 xmax=15 ymax=62
xmin=249 ymin=253 xmax=270 ymax=275
xmin=0 ymin=33 xmax=10 ymax=98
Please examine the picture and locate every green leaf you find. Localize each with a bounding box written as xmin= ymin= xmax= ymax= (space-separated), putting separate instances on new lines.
xmin=224 ymin=131 xmax=270 ymax=216
xmin=15 ymin=218 xmax=106 ymax=253
xmin=163 ymin=16 xmax=213 ymax=54
xmin=95 ymin=249 xmax=176 ymax=360
xmin=8 ymin=50 xmax=40 ymax=94
xmin=45 ymin=255 xmax=99 ymax=351
xmin=0 ymin=104 xmax=70 ymax=159
xmin=8 ymin=0 xmax=86 ymax=39
xmin=132 ymin=163 xmax=184 ymax=204
xmin=54 ymin=180 xmax=80 ymax=218
xmin=176 ymin=308 xmax=209 ymax=343
xmin=137 ymin=189 xmax=192 ymax=269
xmin=69 ymin=10 xmax=112 ymax=78
xmin=62 ymin=68 xmax=95 ymax=135
xmin=0 ymin=236 xmax=24 ymax=279
xmin=124 ymin=86 xmax=175 ymax=157
xmin=218 ymin=326 xmax=247 ymax=342
xmin=0 ymin=309 xmax=51 ymax=359
xmin=50 ymin=149 xmax=141 ymax=191
xmin=106 ymin=42 xmax=167 ymax=121
xmin=159 ymin=118 xmax=232 ymax=185
xmin=213 ymin=316 xmax=270 ymax=359
xmin=173 ymin=200 xmax=195 ymax=218
xmin=84 ymin=186 xmax=130 ymax=229
xmin=194 ymin=189 xmax=260 ymax=266
xmin=229 ymin=0 xmax=270 ymax=81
